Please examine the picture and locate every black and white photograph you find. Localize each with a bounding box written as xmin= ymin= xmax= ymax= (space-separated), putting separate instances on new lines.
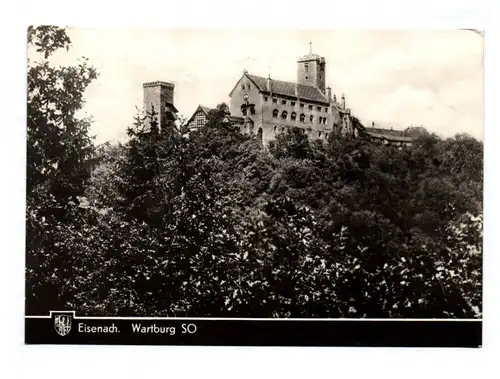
xmin=25 ymin=26 xmax=483 ymax=347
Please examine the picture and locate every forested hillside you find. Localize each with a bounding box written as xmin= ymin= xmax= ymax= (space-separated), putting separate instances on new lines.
xmin=26 ymin=26 xmax=483 ymax=318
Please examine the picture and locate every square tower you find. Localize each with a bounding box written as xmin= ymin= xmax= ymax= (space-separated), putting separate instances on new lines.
xmin=143 ymin=81 xmax=177 ymax=130
xmin=297 ymin=52 xmax=326 ymax=94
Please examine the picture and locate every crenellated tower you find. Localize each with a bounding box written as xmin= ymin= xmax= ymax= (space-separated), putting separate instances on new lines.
xmin=296 ymin=42 xmax=326 ymax=94
xmin=143 ymin=81 xmax=178 ymax=130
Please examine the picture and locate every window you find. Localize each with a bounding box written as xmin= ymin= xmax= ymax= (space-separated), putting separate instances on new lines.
xmin=309 ymin=115 xmax=314 ymax=123
xmin=273 ymin=98 xmax=278 ymax=104
xmin=241 ymin=104 xmax=247 ymax=116
xmin=325 ymin=108 xmax=328 ymax=113
xmin=325 ymin=133 xmax=329 ymax=139
xmin=318 ymin=117 xmax=322 ymax=124
xmin=194 ymin=113 xmax=206 ymax=126
xmin=250 ymin=106 xmax=255 ymax=115
xmin=323 ymin=117 xmax=327 ymax=124
xmin=319 ymin=131 xmax=322 ymax=138
xmin=264 ymin=96 xmax=268 ymax=102
xmin=300 ymin=103 xmax=304 ymax=108
xmin=274 ymin=125 xmax=277 ymax=133
xmin=291 ymin=101 xmax=296 ymax=106
xmin=300 ymin=113 xmax=305 ymax=123
xmin=281 ymin=127 xmax=285 ymax=133
xmin=273 ymin=109 xmax=279 ymax=118
xmin=291 ymin=112 xmax=297 ymax=121
xmin=304 ymin=63 xmax=309 ymax=72
xmin=248 ymin=83 xmax=251 ymax=90
xmin=317 ymin=106 xmax=321 ymax=111
xmin=241 ymin=83 xmax=245 ymax=90
xmin=308 ymin=105 xmax=313 ymax=111
xmin=281 ymin=110 xmax=288 ymax=120
xmin=282 ymin=100 xmax=287 ymax=105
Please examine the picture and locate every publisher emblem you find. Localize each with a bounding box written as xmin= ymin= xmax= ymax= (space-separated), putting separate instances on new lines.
xmin=54 ymin=314 xmax=72 ymax=336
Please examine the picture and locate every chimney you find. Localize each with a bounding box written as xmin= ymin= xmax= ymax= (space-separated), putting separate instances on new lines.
xmin=341 ymin=93 xmax=346 ymax=109
xmin=326 ymin=87 xmax=332 ymax=102
xmin=372 ymin=121 xmax=375 ymax=128
xmin=333 ymin=94 xmax=337 ymax=103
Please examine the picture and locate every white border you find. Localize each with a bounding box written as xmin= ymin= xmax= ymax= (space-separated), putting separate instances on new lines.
xmin=3 ymin=0 xmax=497 ymax=379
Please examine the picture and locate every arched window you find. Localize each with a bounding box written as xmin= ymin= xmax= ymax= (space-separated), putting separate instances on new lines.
xmin=257 ymin=127 xmax=263 ymax=142
xmin=300 ymin=113 xmax=305 ymax=123
xmin=247 ymin=83 xmax=251 ymax=90
xmin=319 ymin=131 xmax=322 ymax=138
xmin=291 ymin=112 xmax=297 ymax=121
xmin=274 ymin=125 xmax=277 ymax=133
xmin=281 ymin=110 xmax=288 ymax=120
xmin=310 ymin=115 xmax=314 ymax=123
xmin=323 ymin=117 xmax=327 ymax=124
xmin=325 ymin=133 xmax=329 ymax=139
xmin=273 ymin=109 xmax=279 ymax=118
xmin=241 ymin=83 xmax=245 ymax=90
xmin=281 ymin=127 xmax=285 ymax=133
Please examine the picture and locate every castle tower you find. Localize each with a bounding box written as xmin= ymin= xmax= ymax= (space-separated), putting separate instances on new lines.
xmin=296 ymin=42 xmax=326 ymax=94
xmin=143 ymin=81 xmax=178 ymax=130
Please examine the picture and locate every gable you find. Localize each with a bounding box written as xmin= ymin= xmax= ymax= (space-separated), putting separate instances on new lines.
xmin=229 ymin=73 xmax=253 ymax=97
xmin=186 ymin=105 xmax=211 ymax=126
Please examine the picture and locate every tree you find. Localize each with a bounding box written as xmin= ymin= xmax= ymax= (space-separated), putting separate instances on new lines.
xmin=26 ymin=26 xmax=98 ymax=314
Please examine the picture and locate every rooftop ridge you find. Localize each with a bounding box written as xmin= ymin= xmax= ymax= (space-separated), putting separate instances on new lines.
xmin=246 ymin=73 xmax=329 ymax=103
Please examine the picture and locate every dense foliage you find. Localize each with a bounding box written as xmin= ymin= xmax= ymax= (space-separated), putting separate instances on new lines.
xmin=26 ymin=27 xmax=483 ymax=318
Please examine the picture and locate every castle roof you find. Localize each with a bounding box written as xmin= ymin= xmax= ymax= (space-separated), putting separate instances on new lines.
xmin=198 ymin=105 xmax=213 ymax=114
xmin=363 ymin=131 xmax=414 ymax=142
xmin=242 ymin=74 xmax=330 ymax=104
xmin=353 ymin=119 xmax=416 ymax=143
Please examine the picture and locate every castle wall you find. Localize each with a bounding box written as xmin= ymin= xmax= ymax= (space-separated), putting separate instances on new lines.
xmin=143 ymin=81 xmax=175 ymax=129
xmin=260 ymin=96 xmax=334 ymax=145
xmin=229 ymin=75 xmax=347 ymax=146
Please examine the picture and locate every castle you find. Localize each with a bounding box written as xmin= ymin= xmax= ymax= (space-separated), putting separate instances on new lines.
xmin=144 ymin=46 xmax=424 ymax=147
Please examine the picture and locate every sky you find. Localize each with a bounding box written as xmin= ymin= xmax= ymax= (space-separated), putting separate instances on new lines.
xmin=37 ymin=28 xmax=484 ymax=144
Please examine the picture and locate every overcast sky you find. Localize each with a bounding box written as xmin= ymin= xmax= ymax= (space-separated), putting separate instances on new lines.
xmin=39 ymin=28 xmax=483 ymax=144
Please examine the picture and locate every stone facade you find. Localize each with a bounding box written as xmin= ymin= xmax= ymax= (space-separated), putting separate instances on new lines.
xmin=143 ymin=81 xmax=177 ymax=131
xmin=227 ymin=49 xmax=353 ymax=146
xmin=297 ymin=53 xmax=326 ymax=94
